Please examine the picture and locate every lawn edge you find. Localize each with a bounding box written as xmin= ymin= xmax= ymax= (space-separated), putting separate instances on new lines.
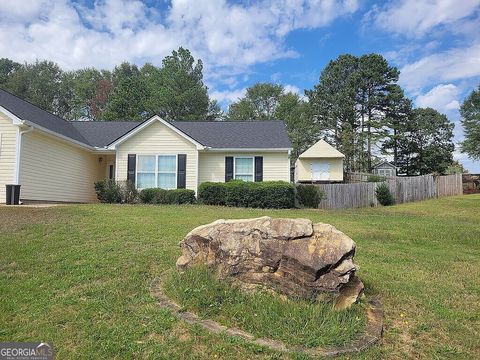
xmin=150 ymin=271 xmax=384 ymax=356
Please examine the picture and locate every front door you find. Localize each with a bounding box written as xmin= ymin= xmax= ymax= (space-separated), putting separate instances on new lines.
xmin=107 ymin=163 xmax=115 ymax=180
xmin=312 ymin=162 xmax=330 ymax=181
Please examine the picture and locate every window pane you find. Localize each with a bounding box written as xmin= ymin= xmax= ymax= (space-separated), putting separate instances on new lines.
xmin=235 ymin=158 xmax=253 ymax=174
xmin=138 ymin=155 xmax=155 ymax=172
xmin=137 ymin=173 xmax=155 ymax=188
xmin=235 ymin=174 xmax=253 ymax=182
xmin=158 ymin=155 xmax=176 ymax=172
xmin=158 ymin=173 xmax=176 ymax=189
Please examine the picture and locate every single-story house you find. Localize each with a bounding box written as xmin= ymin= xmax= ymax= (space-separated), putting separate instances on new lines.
xmin=0 ymin=89 xmax=292 ymax=203
xmin=294 ymin=139 xmax=344 ymax=183
xmin=373 ymin=160 xmax=397 ymax=177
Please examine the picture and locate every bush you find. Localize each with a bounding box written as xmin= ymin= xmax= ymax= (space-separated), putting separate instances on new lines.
xmin=244 ymin=181 xmax=295 ymax=209
xmin=198 ymin=180 xmax=295 ymax=209
xmin=295 ymin=184 xmax=325 ymax=208
xmin=139 ymin=188 xmax=196 ymax=205
xmin=224 ymin=180 xmax=251 ymax=207
xmin=376 ymin=182 xmax=394 ymax=206
xmin=94 ymin=180 xmax=138 ymax=204
xmin=368 ymin=174 xmax=386 ymax=182
xmin=94 ymin=179 xmax=121 ymax=203
xmin=118 ymin=181 xmax=139 ymax=204
xmin=139 ymin=188 xmax=158 ymax=204
xmin=197 ymin=182 xmax=227 ymax=206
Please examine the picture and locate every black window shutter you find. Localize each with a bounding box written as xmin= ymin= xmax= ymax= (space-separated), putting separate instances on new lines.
xmin=225 ymin=157 xmax=234 ymax=182
xmin=255 ymin=156 xmax=263 ymax=182
xmin=127 ymin=154 xmax=136 ymax=185
xmin=177 ymin=154 xmax=187 ymax=189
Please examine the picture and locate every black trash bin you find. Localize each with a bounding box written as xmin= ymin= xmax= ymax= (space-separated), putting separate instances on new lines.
xmin=5 ymin=184 xmax=21 ymax=205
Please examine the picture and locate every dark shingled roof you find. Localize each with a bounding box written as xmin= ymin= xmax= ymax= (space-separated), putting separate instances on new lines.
xmin=171 ymin=120 xmax=292 ymax=149
xmin=0 ymin=89 xmax=292 ymax=149
xmin=0 ymin=88 xmax=90 ymax=145
xmin=70 ymin=121 xmax=140 ymax=147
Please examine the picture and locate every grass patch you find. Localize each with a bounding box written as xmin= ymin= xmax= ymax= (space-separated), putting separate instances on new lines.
xmin=163 ymin=266 xmax=365 ymax=348
xmin=0 ymin=195 xmax=479 ymax=359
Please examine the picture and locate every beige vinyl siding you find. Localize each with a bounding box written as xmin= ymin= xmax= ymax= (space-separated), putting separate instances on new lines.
xmin=298 ymin=139 xmax=344 ymax=159
xmin=20 ymin=130 xmax=103 ymax=202
xmin=0 ymin=113 xmax=17 ymax=203
xmin=116 ymin=121 xmax=198 ymax=192
xmin=198 ymin=151 xmax=290 ymax=184
xmin=295 ymin=157 xmax=344 ymax=182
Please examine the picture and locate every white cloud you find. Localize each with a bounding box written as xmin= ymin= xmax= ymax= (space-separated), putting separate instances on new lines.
xmin=0 ymin=0 xmax=49 ymax=21
xmin=415 ymin=84 xmax=460 ymax=113
xmin=369 ymin=0 xmax=480 ymax=37
xmin=0 ymin=0 xmax=359 ymax=74
xmin=283 ymin=84 xmax=304 ymax=98
xmin=399 ymin=44 xmax=480 ymax=92
xmin=210 ymin=88 xmax=247 ymax=104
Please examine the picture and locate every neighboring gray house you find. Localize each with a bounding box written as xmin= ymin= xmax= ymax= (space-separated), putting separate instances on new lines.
xmin=373 ymin=160 xmax=397 ymax=177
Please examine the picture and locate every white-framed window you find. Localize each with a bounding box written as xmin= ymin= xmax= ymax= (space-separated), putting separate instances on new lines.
xmin=234 ymin=157 xmax=254 ymax=182
xmin=136 ymin=154 xmax=177 ymax=189
xmin=378 ymin=168 xmax=393 ymax=177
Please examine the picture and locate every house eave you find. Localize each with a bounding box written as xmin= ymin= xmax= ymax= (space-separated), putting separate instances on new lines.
xmin=298 ymin=154 xmax=345 ymax=159
xmin=201 ymin=147 xmax=292 ymax=152
xmin=21 ymin=120 xmax=95 ymax=151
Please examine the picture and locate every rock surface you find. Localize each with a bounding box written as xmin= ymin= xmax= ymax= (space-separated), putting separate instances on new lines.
xmin=176 ymin=216 xmax=363 ymax=307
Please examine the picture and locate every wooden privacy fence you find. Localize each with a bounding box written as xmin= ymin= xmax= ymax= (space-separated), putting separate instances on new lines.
xmin=437 ymin=173 xmax=463 ymax=197
xmin=314 ymin=173 xmax=462 ymax=209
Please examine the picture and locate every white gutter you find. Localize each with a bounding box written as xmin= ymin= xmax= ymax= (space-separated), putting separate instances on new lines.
xmin=21 ymin=119 xmax=96 ymax=151
xmin=202 ymin=147 xmax=292 ymax=152
xmin=14 ymin=124 xmax=34 ymax=185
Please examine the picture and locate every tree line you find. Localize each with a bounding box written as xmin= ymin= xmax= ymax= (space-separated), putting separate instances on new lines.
xmin=0 ymin=47 xmax=221 ymax=122
xmin=1 ymin=48 xmax=477 ymax=176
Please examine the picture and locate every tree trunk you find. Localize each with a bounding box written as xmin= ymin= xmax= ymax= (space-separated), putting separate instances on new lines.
xmin=367 ymin=107 xmax=372 ymax=172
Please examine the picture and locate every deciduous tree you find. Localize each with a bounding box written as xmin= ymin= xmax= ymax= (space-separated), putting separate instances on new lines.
xmin=227 ymin=83 xmax=284 ymax=120
xmin=101 ymin=62 xmax=147 ymax=121
xmin=460 ymin=85 xmax=480 ymax=160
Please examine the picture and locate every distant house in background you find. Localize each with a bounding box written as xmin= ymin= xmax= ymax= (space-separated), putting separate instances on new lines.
xmin=373 ymin=160 xmax=397 ymax=177
xmin=295 ymin=140 xmax=344 ymax=183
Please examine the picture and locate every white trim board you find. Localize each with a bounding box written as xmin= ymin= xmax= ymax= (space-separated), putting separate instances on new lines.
xmin=202 ymin=148 xmax=292 ymax=152
xmin=0 ymin=106 xmax=23 ymax=125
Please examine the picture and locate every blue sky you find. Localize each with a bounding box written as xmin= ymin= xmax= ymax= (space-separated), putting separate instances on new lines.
xmin=0 ymin=0 xmax=479 ymax=171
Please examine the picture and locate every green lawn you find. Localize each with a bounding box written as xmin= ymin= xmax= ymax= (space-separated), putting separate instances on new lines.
xmin=163 ymin=266 xmax=366 ymax=349
xmin=0 ymin=195 xmax=479 ymax=359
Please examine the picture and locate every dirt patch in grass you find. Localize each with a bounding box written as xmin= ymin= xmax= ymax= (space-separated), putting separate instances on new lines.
xmin=0 ymin=207 xmax=71 ymax=232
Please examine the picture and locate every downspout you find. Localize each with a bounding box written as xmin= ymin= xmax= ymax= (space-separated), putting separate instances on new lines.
xmin=14 ymin=125 xmax=34 ymax=185
xmin=288 ymin=149 xmax=292 ymax=182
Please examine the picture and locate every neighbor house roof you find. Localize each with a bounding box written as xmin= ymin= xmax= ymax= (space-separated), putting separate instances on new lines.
xmin=0 ymin=89 xmax=292 ymax=150
xmin=298 ymin=139 xmax=344 ymax=158
xmin=373 ymin=160 xmax=397 ymax=169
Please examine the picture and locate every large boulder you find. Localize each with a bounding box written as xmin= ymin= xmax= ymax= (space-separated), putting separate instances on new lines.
xmin=176 ymin=217 xmax=363 ymax=307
